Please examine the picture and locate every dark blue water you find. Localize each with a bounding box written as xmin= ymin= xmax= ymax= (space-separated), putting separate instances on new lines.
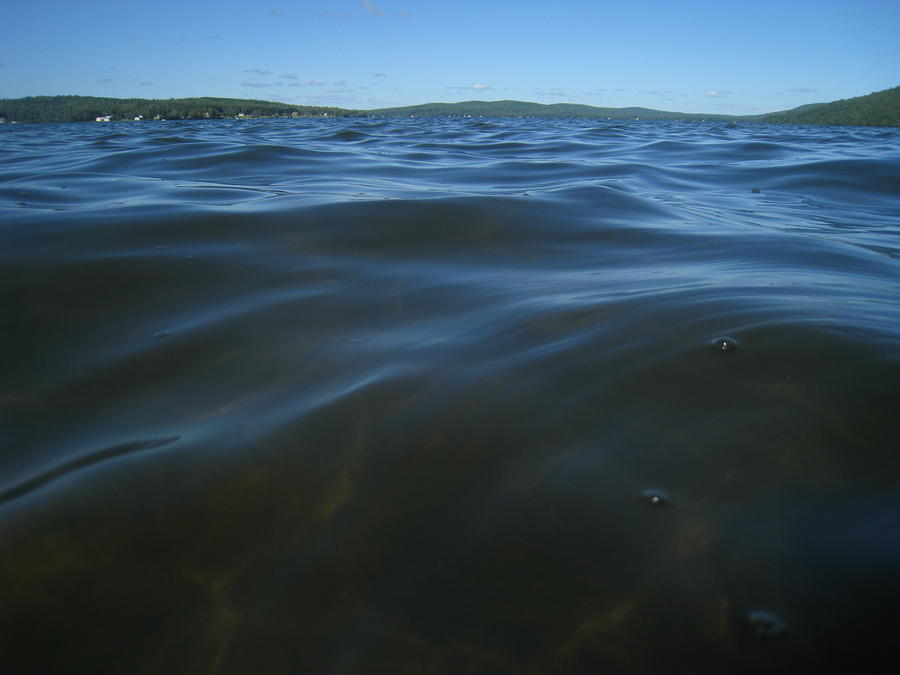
xmin=2 ymin=117 xmax=900 ymax=673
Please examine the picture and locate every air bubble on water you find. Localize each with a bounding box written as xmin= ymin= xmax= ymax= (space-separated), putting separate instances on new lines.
xmin=709 ymin=336 xmax=740 ymax=352
xmin=747 ymin=610 xmax=787 ymax=640
xmin=639 ymin=489 xmax=672 ymax=507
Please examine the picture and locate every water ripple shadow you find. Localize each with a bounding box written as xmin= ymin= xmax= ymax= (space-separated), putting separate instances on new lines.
xmin=0 ymin=436 xmax=181 ymax=505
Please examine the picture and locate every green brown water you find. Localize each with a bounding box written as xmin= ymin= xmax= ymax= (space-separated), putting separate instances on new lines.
xmin=2 ymin=117 xmax=900 ymax=673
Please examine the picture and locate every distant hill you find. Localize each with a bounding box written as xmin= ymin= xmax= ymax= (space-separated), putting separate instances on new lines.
xmin=366 ymin=99 xmax=739 ymax=121
xmin=367 ymin=89 xmax=900 ymax=127
xmin=759 ymin=86 xmax=900 ymax=127
xmin=1 ymin=87 xmax=897 ymax=127
xmin=0 ymin=95 xmax=360 ymax=123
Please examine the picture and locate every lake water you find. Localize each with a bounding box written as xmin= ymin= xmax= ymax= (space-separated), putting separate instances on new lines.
xmin=2 ymin=117 xmax=899 ymax=673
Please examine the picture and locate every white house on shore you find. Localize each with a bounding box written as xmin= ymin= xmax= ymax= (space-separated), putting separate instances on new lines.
xmin=96 ymin=115 xmax=112 ymax=122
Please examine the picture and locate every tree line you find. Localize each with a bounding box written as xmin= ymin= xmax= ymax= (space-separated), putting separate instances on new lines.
xmin=0 ymin=96 xmax=362 ymax=123
xmin=2 ymin=87 xmax=898 ymax=127
xmin=760 ymin=86 xmax=900 ymax=127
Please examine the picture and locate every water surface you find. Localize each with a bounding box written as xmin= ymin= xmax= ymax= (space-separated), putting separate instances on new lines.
xmin=2 ymin=117 xmax=900 ymax=673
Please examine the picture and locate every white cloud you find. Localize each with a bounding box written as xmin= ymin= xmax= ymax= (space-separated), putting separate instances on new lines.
xmin=245 ymin=69 xmax=273 ymax=75
xmin=140 ymin=81 xmax=154 ymax=86
xmin=446 ymin=83 xmax=492 ymax=91
xmin=361 ymin=0 xmax=384 ymax=16
xmin=373 ymin=72 xmax=388 ymax=78
xmin=288 ymin=80 xmax=328 ymax=87
xmin=705 ymin=90 xmax=732 ymax=97
xmin=333 ymin=80 xmax=347 ymax=85
xmin=242 ymin=81 xmax=276 ymax=88
xmin=279 ymin=73 xmax=298 ymax=79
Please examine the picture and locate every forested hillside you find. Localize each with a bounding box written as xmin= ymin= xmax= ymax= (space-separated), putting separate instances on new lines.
xmin=0 ymin=96 xmax=360 ymax=123
xmin=2 ymin=88 xmax=898 ymax=127
xmin=366 ymin=100 xmax=737 ymax=121
xmin=760 ymin=86 xmax=900 ymax=127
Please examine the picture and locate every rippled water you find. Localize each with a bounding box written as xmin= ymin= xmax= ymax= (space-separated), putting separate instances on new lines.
xmin=2 ymin=117 xmax=900 ymax=673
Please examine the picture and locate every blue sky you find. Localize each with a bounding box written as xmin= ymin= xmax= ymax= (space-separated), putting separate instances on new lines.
xmin=2 ymin=0 xmax=898 ymax=114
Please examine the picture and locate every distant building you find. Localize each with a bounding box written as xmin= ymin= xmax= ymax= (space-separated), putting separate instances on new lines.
xmin=134 ymin=115 xmax=143 ymax=121
xmin=96 ymin=115 xmax=112 ymax=122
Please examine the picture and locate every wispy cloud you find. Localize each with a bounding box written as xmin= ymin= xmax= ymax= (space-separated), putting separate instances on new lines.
xmin=446 ymin=83 xmax=492 ymax=91
xmin=288 ymin=80 xmax=328 ymax=87
xmin=279 ymin=73 xmax=298 ymax=79
xmin=396 ymin=11 xmax=412 ymax=18
xmin=640 ymin=89 xmax=674 ymax=96
xmin=173 ymin=34 xmax=220 ymax=43
xmin=241 ymin=81 xmax=277 ymax=88
xmin=315 ymin=9 xmax=350 ymax=20
xmin=361 ymin=0 xmax=384 ymax=15
xmin=373 ymin=72 xmax=389 ymax=78
xmin=705 ymin=90 xmax=732 ymax=97
xmin=268 ymin=7 xmax=284 ymax=16
xmin=245 ymin=68 xmax=273 ymax=75
xmin=97 ymin=78 xmax=115 ymax=84
xmin=306 ymin=94 xmax=361 ymax=106
xmin=140 ymin=81 xmax=154 ymax=86
xmin=333 ymin=80 xmax=347 ymax=85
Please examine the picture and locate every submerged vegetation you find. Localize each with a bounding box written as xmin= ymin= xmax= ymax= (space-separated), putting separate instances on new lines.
xmin=1 ymin=86 xmax=897 ymax=126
